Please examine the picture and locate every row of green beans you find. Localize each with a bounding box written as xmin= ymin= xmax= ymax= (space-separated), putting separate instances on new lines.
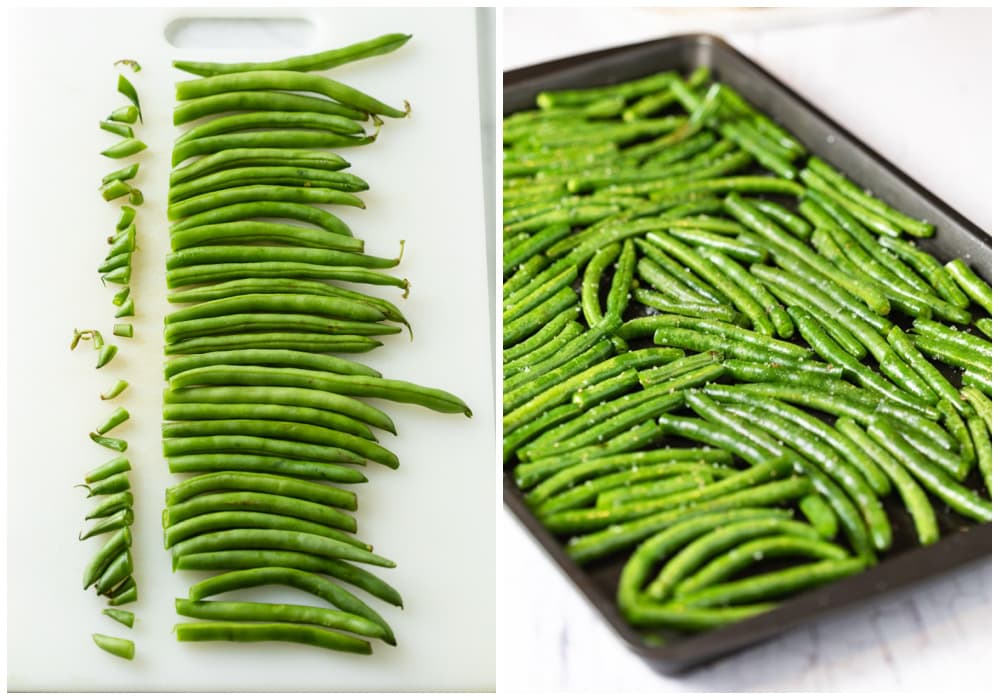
xmin=85 ymin=61 xmax=148 ymax=660
xmin=164 ymin=33 xmax=472 ymax=656
xmin=504 ymin=67 xmax=992 ymax=636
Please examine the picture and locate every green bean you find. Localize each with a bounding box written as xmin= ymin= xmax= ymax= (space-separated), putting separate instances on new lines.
xmin=641 ymin=133 xmax=723 ymax=170
xmin=647 ymin=516 xmax=822 ymax=600
xmin=805 ymin=157 xmax=933 ymax=237
xmin=605 ymin=240 xmax=637 ymax=322
xmin=165 ymin=333 xmax=383 ymax=355
xmin=90 ymin=432 xmax=127 ymax=453
xmin=176 ymin=69 xmax=408 ymax=117
xmin=95 ymin=407 xmax=129 ymax=436
xmin=543 ymin=466 xmax=725 ymax=515
xmin=944 ymin=259 xmax=992 ymax=313
xmin=166 ymin=244 xmax=398 ymax=273
xmin=112 ymin=324 xmax=133 ymax=338
xmin=875 ymin=234 xmax=969 ymax=305
xmin=651 ymin=175 xmax=804 ymax=201
xmin=749 ymin=198 xmax=811 ymax=238
xmin=101 ymin=163 xmax=139 ymax=185
xmin=967 ymin=417 xmax=992 ymax=496
xmin=106 ymin=579 xmax=137 ymax=606
xmin=638 ymin=351 xmax=720 ymax=388
xmin=596 ymin=472 xmax=727 ymax=509
xmin=101 ymin=138 xmax=147 ymax=159
xmin=910 ymin=333 xmax=991 ymax=374
xmin=163 ymin=491 xmax=355 ymax=532
xmin=79 ymin=509 xmax=133 ymax=540
xmin=889 ymin=417 xmax=966 ymax=481
xmin=108 ymin=105 xmax=138 ymax=123
xmin=163 ymin=314 xmax=398 ymax=344
xmin=628 ymin=238 xmax=721 ymax=303
xmin=167 ymin=454 xmax=365 ymax=483
xmin=868 ymin=418 xmax=991 ymax=522
xmin=175 ymin=621 xmax=370 ymax=655
xmin=163 ymin=511 xmax=368 ymax=551
xmin=165 ymin=470 xmax=355 ymax=508
xmin=172 ymin=131 xmax=374 ymax=167
xmin=164 ymin=348 xmax=378 ymax=380
xmin=962 ymin=368 xmax=992 ymax=395
xmin=173 ymin=91 xmax=366 ymax=127
xmin=632 ymin=288 xmax=743 ymax=324
xmin=100 ymin=179 xmax=136 ymax=202
xmin=95 ymin=550 xmax=133 ymax=596
xmin=974 ymin=317 xmax=992 ymax=338
xmin=93 ymin=633 xmax=134 ymax=660
xmin=83 ymin=527 xmax=131 ymax=589
xmin=85 ymin=492 xmax=133 ymax=520
xmin=721 ymin=359 xmax=841 ymax=386
xmin=662 ymin=228 xmax=766 ymax=264
xmin=568 ymin=477 xmax=810 ymax=564
xmin=166 ymin=295 xmax=383 ymax=328
xmin=100 ymin=120 xmax=133 ymax=138
xmin=79 ymin=470 xmax=131 ymax=498
xmin=536 ymin=71 xmax=677 ymax=109
xmin=103 ymin=608 xmax=135 ymax=628
xmin=507 ymin=335 xmax=623 ymax=413
xmin=175 ymin=550 xmax=402 ymax=607
xmin=165 ymin=403 xmax=373 ymax=442
xmin=177 ymin=110 xmax=365 ymax=145
xmin=115 ymin=206 xmax=135 ymax=231
xmin=162 ymin=435 xmax=365 ymax=467
xmin=164 ymin=385 xmax=395 ymax=434
xmin=85 ymin=455 xmax=131 ymax=484
xmin=175 ymin=32 xmax=411 ymax=76
xmin=170 ymin=200 xmax=353 ymax=237
xmin=799 ymin=494 xmax=838 ymax=540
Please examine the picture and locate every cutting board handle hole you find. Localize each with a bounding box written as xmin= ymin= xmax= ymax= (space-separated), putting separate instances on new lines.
xmin=165 ymin=17 xmax=315 ymax=50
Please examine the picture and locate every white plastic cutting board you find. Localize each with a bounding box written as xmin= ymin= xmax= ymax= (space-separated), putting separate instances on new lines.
xmin=7 ymin=7 xmax=494 ymax=691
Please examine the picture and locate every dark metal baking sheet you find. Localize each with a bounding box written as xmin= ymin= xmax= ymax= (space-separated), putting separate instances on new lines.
xmin=502 ymin=34 xmax=992 ymax=674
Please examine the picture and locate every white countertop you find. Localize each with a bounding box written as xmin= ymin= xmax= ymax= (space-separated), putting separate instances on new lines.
xmin=499 ymin=7 xmax=992 ymax=692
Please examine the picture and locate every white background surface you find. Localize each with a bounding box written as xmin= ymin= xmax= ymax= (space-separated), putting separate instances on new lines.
xmin=7 ymin=7 xmax=494 ymax=691
xmin=499 ymin=6 xmax=992 ymax=693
